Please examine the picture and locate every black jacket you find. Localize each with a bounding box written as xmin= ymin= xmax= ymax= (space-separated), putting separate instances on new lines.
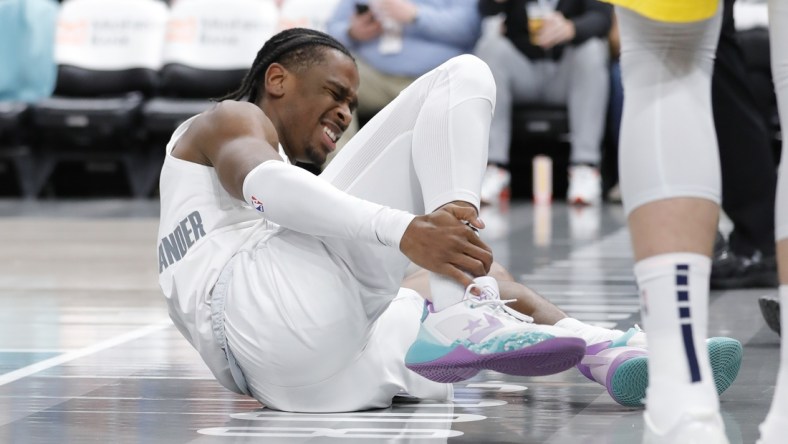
xmin=479 ymin=0 xmax=612 ymax=60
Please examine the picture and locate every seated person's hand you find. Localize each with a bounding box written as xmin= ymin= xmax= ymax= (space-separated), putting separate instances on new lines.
xmin=399 ymin=203 xmax=492 ymax=289
xmin=376 ymin=0 xmax=418 ymax=25
xmin=349 ymin=8 xmax=383 ymax=41
xmin=534 ymin=11 xmax=576 ymax=49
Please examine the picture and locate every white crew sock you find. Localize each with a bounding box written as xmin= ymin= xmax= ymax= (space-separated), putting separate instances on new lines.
xmin=430 ymin=273 xmax=467 ymax=312
xmin=758 ymin=286 xmax=788 ymax=442
xmin=635 ymin=253 xmax=718 ymax=431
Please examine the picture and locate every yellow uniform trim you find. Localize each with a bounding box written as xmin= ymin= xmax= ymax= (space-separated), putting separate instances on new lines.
xmin=601 ymin=0 xmax=719 ymax=23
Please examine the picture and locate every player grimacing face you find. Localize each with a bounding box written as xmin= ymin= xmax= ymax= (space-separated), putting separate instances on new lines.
xmin=279 ymin=49 xmax=359 ymax=166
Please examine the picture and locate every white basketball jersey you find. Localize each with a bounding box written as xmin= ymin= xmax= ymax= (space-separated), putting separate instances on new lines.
xmin=157 ymin=115 xmax=278 ymax=393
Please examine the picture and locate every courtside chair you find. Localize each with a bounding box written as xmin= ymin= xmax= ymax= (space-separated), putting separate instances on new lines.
xmin=0 ymin=103 xmax=36 ymax=197
xmin=0 ymin=0 xmax=58 ymax=197
xmin=141 ymin=0 xmax=279 ymax=184
xmin=507 ymin=104 xmax=572 ymax=199
xmin=29 ymin=0 xmax=167 ymax=197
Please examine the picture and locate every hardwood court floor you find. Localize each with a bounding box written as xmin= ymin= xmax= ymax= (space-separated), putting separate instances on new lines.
xmin=0 ymin=199 xmax=779 ymax=443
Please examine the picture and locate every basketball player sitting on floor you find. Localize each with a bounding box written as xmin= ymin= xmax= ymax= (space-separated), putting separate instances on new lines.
xmin=156 ymin=27 xmax=741 ymax=413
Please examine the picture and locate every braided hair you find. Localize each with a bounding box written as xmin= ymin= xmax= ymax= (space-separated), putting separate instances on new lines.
xmin=218 ymin=28 xmax=354 ymax=103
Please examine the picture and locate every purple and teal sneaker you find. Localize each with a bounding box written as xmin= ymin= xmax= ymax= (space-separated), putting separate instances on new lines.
xmin=405 ymin=276 xmax=587 ymax=383
xmin=578 ymin=332 xmax=743 ymax=407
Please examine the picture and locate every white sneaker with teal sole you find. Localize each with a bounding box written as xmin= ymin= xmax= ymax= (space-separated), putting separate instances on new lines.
xmin=577 ymin=330 xmax=743 ymax=407
xmin=405 ymin=276 xmax=587 ymax=383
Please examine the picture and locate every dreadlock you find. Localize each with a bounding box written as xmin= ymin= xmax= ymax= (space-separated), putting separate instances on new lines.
xmin=217 ymin=28 xmax=354 ymax=103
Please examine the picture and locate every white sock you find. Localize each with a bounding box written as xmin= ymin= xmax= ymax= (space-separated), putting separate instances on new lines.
xmin=759 ymin=286 xmax=788 ymax=442
xmin=635 ymin=253 xmax=718 ymax=431
xmin=430 ymin=273 xmax=467 ymax=312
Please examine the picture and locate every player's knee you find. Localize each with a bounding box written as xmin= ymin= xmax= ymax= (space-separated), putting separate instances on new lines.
xmin=443 ymin=54 xmax=496 ymax=105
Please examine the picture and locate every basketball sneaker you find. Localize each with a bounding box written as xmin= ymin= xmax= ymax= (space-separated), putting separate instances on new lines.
xmin=567 ymin=165 xmax=602 ymax=206
xmin=758 ymin=295 xmax=781 ymax=336
xmin=480 ymin=164 xmax=511 ymax=206
xmin=405 ymin=276 xmax=587 ymax=383
xmin=577 ymin=332 xmax=742 ymax=407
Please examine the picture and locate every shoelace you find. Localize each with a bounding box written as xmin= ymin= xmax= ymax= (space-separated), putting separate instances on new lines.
xmin=466 ymin=284 xmax=534 ymax=323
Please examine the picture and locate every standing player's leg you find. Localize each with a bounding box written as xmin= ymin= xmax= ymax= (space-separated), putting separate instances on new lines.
xmin=758 ymin=0 xmax=788 ymax=441
xmin=615 ymin=4 xmax=728 ymax=440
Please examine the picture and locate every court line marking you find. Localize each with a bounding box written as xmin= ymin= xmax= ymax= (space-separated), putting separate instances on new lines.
xmin=0 ymin=319 xmax=172 ymax=387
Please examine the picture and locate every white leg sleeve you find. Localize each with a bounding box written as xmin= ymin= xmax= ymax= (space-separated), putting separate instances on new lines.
xmin=616 ymin=6 xmax=723 ymax=215
xmin=771 ymin=0 xmax=788 ymax=241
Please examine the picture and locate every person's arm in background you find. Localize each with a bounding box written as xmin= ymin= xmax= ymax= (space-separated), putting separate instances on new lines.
xmin=326 ymin=0 xmax=383 ymax=48
xmin=569 ymin=0 xmax=612 ymax=44
xmin=478 ymin=0 xmax=537 ymax=56
xmin=537 ymin=0 xmax=611 ymax=49
xmin=608 ymin=11 xmax=620 ymax=60
xmin=377 ymin=0 xmax=482 ymax=49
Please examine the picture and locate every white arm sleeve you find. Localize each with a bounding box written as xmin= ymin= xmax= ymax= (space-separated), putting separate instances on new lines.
xmin=242 ymin=160 xmax=416 ymax=249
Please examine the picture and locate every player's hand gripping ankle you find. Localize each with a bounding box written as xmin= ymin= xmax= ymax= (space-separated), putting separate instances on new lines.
xmin=399 ymin=203 xmax=492 ymax=289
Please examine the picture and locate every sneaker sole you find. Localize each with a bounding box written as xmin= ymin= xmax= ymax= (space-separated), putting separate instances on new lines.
xmin=606 ymin=350 xmax=649 ymax=407
xmin=758 ymin=296 xmax=781 ymax=336
xmin=405 ymin=337 xmax=586 ymax=383
xmin=608 ymin=337 xmax=743 ymax=407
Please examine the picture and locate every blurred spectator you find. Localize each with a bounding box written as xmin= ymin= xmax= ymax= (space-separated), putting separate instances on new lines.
xmin=475 ymin=0 xmax=612 ymax=205
xmin=0 ymin=0 xmax=58 ymax=102
xmin=326 ymin=0 xmax=481 ymax=147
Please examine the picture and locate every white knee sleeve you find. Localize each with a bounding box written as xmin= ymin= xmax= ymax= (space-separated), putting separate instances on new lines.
xmin=243 ymin=160 xmax=415 ymax=248
xmin=616 ymin=6 xmax=723 ymax=215
xmin=411 ymin=55 xmax=495 ymax=212
xmin=771 ymin=0 xmax=788 ymax=241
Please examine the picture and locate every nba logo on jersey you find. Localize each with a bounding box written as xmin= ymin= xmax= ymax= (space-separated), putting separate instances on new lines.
xmin=251 ymin=196 xmax=264 ymax=212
